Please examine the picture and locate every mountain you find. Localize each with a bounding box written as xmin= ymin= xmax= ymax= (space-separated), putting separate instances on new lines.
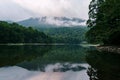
xmin=36 ymin=26 xmax=88 ymax=43
xmin=17 ymin=16 xmax=86 ymax=27
xmin=17 ymin=17 xmax=88 ymax=43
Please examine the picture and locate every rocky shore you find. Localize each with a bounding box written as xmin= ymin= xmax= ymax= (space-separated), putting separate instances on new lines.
xmin=96 ymin=46 xmax=120 ymax=54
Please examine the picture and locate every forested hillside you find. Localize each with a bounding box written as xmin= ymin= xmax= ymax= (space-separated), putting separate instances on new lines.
xmin=16 ymin=16 xmax=88 ymax=44
xmin=86 ymin=0 xmax=120 ymax=45
xmin=0 ymin=21 xmax=52 ymax=43
xmin=37 ymin=27 xmax=88 ymax=44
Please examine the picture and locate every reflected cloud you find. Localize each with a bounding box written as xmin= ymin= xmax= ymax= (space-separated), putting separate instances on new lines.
xmin=28 ymin=73 xmax=63 ymax=80
xmin=0 ymin=65 xmax=89 ymax=80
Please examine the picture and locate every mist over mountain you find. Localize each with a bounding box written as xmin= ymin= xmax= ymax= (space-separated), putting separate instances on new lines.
xmin=16 ymin=16 xmax=88 ymax=43
xmin=17 ymin=16 xmax=86 ymax=27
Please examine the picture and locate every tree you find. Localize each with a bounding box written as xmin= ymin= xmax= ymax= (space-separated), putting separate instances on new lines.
xmin=0 ymin=21 xmax=52 ymax=43
xmin=86 ymin=0 xmax=120 ymax=45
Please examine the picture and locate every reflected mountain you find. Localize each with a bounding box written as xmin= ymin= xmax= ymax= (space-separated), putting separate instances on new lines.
xmin=86 ymin=50 xmax=120 ymax=80
xmin=0 ymin=45 xmax=88 ymax=71
xmin=52 ymin=63 xmax=86 ymax=72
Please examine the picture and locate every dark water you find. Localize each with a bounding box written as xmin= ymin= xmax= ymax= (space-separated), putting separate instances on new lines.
xmin=0 ymin=45 xmax=120 ymax=80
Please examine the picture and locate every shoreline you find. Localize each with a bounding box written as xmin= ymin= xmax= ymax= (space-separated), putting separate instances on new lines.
xmin=96 ymin=46 xmax=120 ymax=54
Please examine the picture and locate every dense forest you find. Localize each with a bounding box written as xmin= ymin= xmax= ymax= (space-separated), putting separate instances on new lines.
xmin=0 ymin=21 xmax=52 ymax=43
xmin=0 ymin=21 xmax=87 ymax=44
xmin=86 ymin=0 xmax=120 ymax=45
xmin=36 ymin=27 xmax=88 ymax=44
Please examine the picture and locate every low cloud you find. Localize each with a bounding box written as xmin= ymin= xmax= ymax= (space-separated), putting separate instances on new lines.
xmin=0 ymin=0 xmax=91 ymax=21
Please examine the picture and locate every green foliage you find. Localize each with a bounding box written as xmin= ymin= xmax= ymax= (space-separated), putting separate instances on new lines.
xmin=86 ymin=0 xmax=120 ymax=45
xmin=37 ymin=27 xmax=88 ymax=44
xmin=0 ymin=21 xmax=52 ymax=43
xmin=103 ymin=28 xmax=120 ymax=45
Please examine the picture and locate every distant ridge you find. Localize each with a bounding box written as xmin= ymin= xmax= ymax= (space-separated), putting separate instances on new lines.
xmin=17 ymin=16 xmax=86 ymax=27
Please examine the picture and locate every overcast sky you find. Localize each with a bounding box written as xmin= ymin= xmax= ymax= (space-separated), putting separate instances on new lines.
xmin=0 ymin=0 xmax=91 ymax=21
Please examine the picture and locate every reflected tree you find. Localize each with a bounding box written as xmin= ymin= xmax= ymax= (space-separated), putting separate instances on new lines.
xmin=86 ymin=50 xmax=120 ymax=80
xmin=17 ymin=45 xmax=87 ymax=70
xmin=0 ymin=45 xmax=51 ymax=67
xmin=87 ymin=67 xmax=98 ymax=80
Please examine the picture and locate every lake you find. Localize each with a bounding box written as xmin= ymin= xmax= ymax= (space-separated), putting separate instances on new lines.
xmin=0 ymin=45 xmax=120 ymax=80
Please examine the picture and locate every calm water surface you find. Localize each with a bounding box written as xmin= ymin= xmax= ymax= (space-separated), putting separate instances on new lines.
xmin=0 ymin=45 xmax=120 ymax=80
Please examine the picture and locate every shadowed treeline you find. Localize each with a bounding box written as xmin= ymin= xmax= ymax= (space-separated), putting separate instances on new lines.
xmin=86 ymin=50 xmax=120 ymax=80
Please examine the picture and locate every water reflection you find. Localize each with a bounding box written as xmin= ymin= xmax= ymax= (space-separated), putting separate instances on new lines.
xmin=15 ymin=45 xmax=87 ymax=71
xmin=0 ymin=65 xmax=89 ymax=80
xmin=0 ymin=45 xmax=51 ymax=67
xmin=0 ymin=45 xmax=89 ymax=80
xmin=86 ymin=50 xmax=120 ymax=80
xmin=1 ymin=45 xmax=120 ymax=80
